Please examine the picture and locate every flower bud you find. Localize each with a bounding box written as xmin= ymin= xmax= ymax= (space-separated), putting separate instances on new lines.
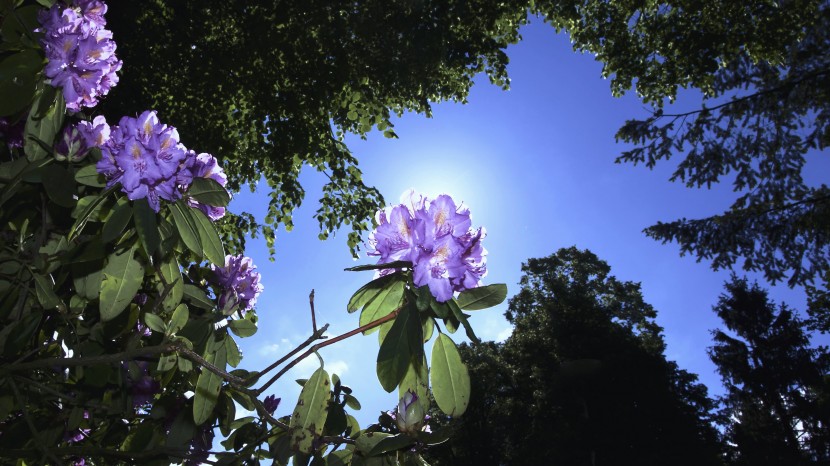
xmin=395 ymin=390 xmax=425 ymax=434
xmin=55 ymin=124 xmax=90 ymax=162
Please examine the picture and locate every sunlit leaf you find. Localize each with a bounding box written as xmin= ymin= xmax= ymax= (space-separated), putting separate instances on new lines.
xmin=289 ymin=366 xmax=330 ymax=454
xmin=99 ymin=244 xmax=143 ymax=321
xmin=194 ymin=336 xmax=227 ymax=425
xmin=187 ymin=177 xmax=230 ymax=207
xmin=456 ymin=284 xmax=507 ymax=310
xmin=430 ymin=334 xmax=470 ymax=416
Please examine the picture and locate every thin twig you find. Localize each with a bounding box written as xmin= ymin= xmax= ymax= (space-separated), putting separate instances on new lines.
xmin=256 ymin=307 xmax=401 ymax=394
xmin=309 ymin=289 xmax=318 ymax=333
xmin=244 ymin=323 xmax=330 ymax=386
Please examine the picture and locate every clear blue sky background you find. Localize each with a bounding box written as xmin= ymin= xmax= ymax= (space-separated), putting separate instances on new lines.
xmin=229 ymin=20 xmax=822 ymax=427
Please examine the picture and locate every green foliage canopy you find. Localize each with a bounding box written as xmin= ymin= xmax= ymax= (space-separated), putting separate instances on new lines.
xmin=532 ymin=0 xmax=830 ymax=287
xmin=101 ymin=0 xmax=528 ymax=256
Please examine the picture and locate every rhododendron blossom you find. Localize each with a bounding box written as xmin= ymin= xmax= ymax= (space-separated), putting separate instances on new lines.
xmin=96 ymin=111 xmax=191 ymax=212
xmin=38 ymin=0 xmax=121 ymax=111
xmin=187 ymin=152 xmax=228 ymax=221
xmin=368 ymin=191 xmax=488 ymax=302
xmin=212 ymin=255 xmax=264 ymax=315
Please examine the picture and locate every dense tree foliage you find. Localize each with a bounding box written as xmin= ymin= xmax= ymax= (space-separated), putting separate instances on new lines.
xmin=427 ymin=248 xmax=724 ymax=466
xmin=536 ymin=0 xmax=830 ymax=288
xmin=710 ymin=276 xmax=830 ymax=465
xmin=101 ymin=0 xmax=528 ymax=256
xmin=103 ymin=0 xmax=830 ymax=289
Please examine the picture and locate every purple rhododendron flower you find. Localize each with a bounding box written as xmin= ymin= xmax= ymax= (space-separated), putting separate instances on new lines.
xmin=368 ymin=190 xmax=488 ymax=302
xmin=55 ymin=121 xmax=98 ymax=161
xmin=125 ymin=361 xmax=160 ymax=408
xmin=0 ymin=117 xmax=25 ymax=149
xmin=64 ymin=411 xmax=90 ymax=443
xmin=263 ymin=394 xmax=281 ymax=415
xmin=395 ymin=390 xmax=426 ymax=434
xmin=185 ymin=423 xmax=215 ymax=466
xmin=96 ymin=111 xmax=196 ymax=212
xmin=211 ymin=255 xmax=264 ymax=315
xmin=38 ymin=1 xmax=121 ymax=111
xmin=187 ymin=152 xmax=228 ymax=221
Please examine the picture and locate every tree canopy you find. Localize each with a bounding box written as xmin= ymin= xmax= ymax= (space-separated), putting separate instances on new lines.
xmin=536 ymin=0 xmax=830 ymax=288
xmin=102 ymin=0 xmax=829 ymax=294
xmin=427 ymin=248 xmax=724 ymax=466
xmin=101 ymin=0 xmax=528 ymax=256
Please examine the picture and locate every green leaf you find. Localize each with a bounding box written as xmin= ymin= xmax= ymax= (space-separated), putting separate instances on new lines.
xmin=156 ymin=253 xmax=183 ymax=313
xmin=228 ymin=319 xmax=257 ymax=338
xmin=169 ymin=200 xmax=202 ymax=259
xmin=422 ymin=316 xmax=434 ymax=343
xmin=143 ymin=313 xmax=165 ymax=333
xmin=430 ymin=334 xmax=471 ymax=416
xmin=157 ymin=353 xmax=179 ymax=372
xmin=354 ymin=432 xmax=392 ymax=456
xmin=343 ymin=393 xmax=361 ymax=411
xmin=447 ymin=298 xmax=479 ymax=344
xmin=99 ymin=245 xmax=143 ymax=321
xmin=224 ymin=334 xmax=241 ymax=368
xmin=40 ymin=165 xmax=75 ymax=207
xmin=344 ymin=260 xmax=411 ymax=272
xmin=32 ymin=272 xmax=61 ymax=310
xmin=289 ymin=366 xmax=331 ymax=454
xmin=187 ymin=177 xmax=230 ymax=207
xmin=193 ymin=337 xmax=227 ymax=425
xmin=69 ymin=185 xmax=117 ymax=240
xmin=0 ymin=49 xmax=40 ymax=116
xmin=101 ymin=198 xmax=132 ymax=243
xmin=455 ymin=284 xmax=508 ymax=310
xmin=347 ymin=273 xmax=400 ymax=313
xmin=366 ymin=434 xmax=416 ymax=457
xmin=167 ymin=304 xmax=189 ymax=335
xmin=359 ymin=279 xmax=405 ymax=335
xmin=326 ymin=448 xmax=354 ymax=466
xmin=183 ymin=284 xmax=214 ymax=310
xmin=429 ymin=300 xmax=450 ymax=319
xmin=376 ymin=304 xmax=420 ymax=392
xmin=74 ymin=164 xmax=106 ymax=187
xmin=188 ymin=206 xmax=225 ymax=266
xmin=72 ymin=261 xmax=102 ymax=301
xmin=24 ymin=90 xmax=64 ymax=161
xmin=133 ymin=198 xmax=160 ymax=257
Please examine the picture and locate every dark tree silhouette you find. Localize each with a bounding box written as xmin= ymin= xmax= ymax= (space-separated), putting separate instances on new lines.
xmin=710 ymin=276 xmax=830 ymax=465
xmin=428 ymin=247 xmax=724 ymax=466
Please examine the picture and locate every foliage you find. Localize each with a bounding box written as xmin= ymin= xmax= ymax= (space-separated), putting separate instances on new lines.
xmin=531 ymin=0 xmax=830 ymax=289
xmin=709 ymin=276 xmax=830 ymax=465
xmin=100 ymin=0 xmax=529 ymax=257
xmin=427 ymin=247 xmax=724 ymax=466
xmin=0 ymin=1 xmax=506 ymax=464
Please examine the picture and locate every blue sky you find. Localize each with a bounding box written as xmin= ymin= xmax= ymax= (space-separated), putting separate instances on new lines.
xmin=229 ymin=20 xmax=820 ymax=427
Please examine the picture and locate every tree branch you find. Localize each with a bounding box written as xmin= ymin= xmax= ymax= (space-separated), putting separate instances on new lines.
xmin=256 ymin=307 xmax=402 ymax=394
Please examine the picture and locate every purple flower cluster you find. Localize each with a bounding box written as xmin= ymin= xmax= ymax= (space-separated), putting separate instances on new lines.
xmin=95 ymin=111 xmax=190 ymax=212
xmin=38 ymin=0 xmax=121 ymax=111
xmin=368 ymin=191 xmax=487 ymax=302
xmin=263 ymin=394 xmax=281 ymax=415
xmin=55 ymin=116 xmax=108 ymax=161
xmin=187 ymin=152 xmax=229 ymax=221
xmin=92 ymin=111 xmax=228 ymax=214
xmin=125 ymin=361 xmax=160 ymax=408
xmin=211 ymin=255 xmax=264 ymax=315
xmin=0 ymin=118 xmax=25 ymax=149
